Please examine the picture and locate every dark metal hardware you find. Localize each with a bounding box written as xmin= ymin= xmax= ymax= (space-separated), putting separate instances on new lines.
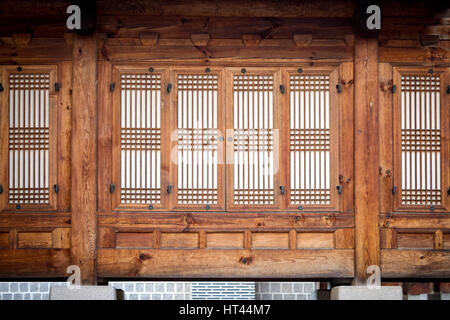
xmin=55 ymin=83 xmax=60 ymax=92
xmin=17 ymin=67 xmax=22 ymax=72
xmin=205 ymin=205 xmax=211 ymax=210
xmin=448 ymin=187 xmax=450 ymax=195
xmin=298 ymin=205 xmax=303 ymax=210
xmin=110 ymin=184 xmax=115 ymax=194
xmin=110 ymin=82 xmax=115 ymax=92
xmin=0 ymin=83 xmax=4 ymax=92
xmin=428 ymin=68 xmax=434 ymax=74
xmin=228 ymin=137 xmax=233 ymax=142
xmin=392 ymin=185 xmax=397 ymax=194
xmin=0 ymin=185 xmax=3 ymax=194
xmin=205 ymin=67 xmax=211 ymax=73
xmin=149 ymin=67 xmax=154 ymax=72
xmin=16 ymin=204 xmax=21 ymax=210
xmin=167 ymin=83 xmax=172 ymax=93
xmin=167 ymin=184 xmax=172 ymax=194
xmin=54 ymin=184 xmax=59 ymax=194
xmin=336 ymin=84 xmax=342 ymax=93
xmin=218 ymin=136 xmax=224 ymax=142
xmin=391 ymin=84 xmax=396 ymax=93
xmin=447 ymin=85 xmax=450 ymax=94
xmin=430 ymin=206 xmax=435 ymax=211
xmin=298 ymin=68 xmax=303 ymax=73
xmin=336 ymin=185 xmax=342 ymax=194
xmin=148 ymin=204 xmax=154 ymax=210
xmin=241 ymin=68 xmax=246 ymax=74
xmin=279 ymin=85 xmax=285 ymax=94
xmin=280 ymin=185 xmax=285 ymax=195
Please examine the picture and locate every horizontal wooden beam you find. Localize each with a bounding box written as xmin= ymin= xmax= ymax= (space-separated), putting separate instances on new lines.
xmin=0 ymin=249 xmax=70 ymax=277
xmin=98 ymin=249 xmax=354 ymax=278
xmin=0 ymin=214 xmax=71 ymax=229
xmin=381 ymin=250 xmax=450 ymax=278
xmin=98 ymin=213 xmax=354 ymax=231
xmin=379 ymin=214 xmax=450 ymax=230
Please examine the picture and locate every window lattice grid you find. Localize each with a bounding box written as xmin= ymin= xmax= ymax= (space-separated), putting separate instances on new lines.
xmin=8 ymin=72 xmax=50 ymax=205
xmin=289 ymin=74 xmax=331 ymax=205
xmin=400 ymin=73 xmax=441 ymax=206
xmin=120 ymin=73 xmax=161 ymax=205
xmin=233 ymin=74 xmax=275 ymax=205
xmin=177 ymin=73 xmax=219 ymax=205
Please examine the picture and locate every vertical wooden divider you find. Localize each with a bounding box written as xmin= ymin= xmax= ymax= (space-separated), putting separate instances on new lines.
xmin=354 ymin=35 xmax=380 ymax=284
xmin=71 ymin=35 xmax=98 ymax=284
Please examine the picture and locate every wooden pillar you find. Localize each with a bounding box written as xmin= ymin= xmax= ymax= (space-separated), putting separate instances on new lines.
xmin=354 ymin=35 xmax=380 ymax=284
xmin=71 ymin=35 xmax=98 ymax=284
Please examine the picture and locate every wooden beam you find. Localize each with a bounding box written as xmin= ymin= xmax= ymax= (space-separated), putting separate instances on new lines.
xmin=354 ymin=35 xmax=380 ymax=284
xmin=71 ymin=35 xmax=98 ymax=284
xmin=98 ymin=249 xmax=354 ymax=278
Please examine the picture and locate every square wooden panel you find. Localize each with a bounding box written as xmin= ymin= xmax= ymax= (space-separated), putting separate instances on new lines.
xmin=225 ymin=67 xmax=282 ymax=211
xmin=284 ymin=67 xmax=340 ymax=212
xmin=111 ymin=66 xmax=171 ymax=211
xmin=170 ymin=67 xmax=226 ymax=211
xmin=0 ymin=66 xmax=59 ymax=211
xmin=393 ymin=67 xmax=449 ymax=212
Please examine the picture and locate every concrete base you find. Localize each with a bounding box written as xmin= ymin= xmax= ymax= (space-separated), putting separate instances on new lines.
xmin=50 ymin=285 xmax=117 ymax=300
xmin=331 ymin=286 xmax=403 ymax=300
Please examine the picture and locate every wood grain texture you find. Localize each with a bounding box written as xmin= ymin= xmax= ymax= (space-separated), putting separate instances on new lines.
xmin=71 ymin=35 xmax=97 ymax=284
xmin=98 ymin=249 xmax=354 ymax=278
xmin=17 ymin=232 xmax=52 ymax=249
xmin=381 ymin=250 xmax=450 ymax=278
xmin=354 ymin=35 xmax=380 ymax=284
xmin=207 ymin=233 xmax=244 ymax=249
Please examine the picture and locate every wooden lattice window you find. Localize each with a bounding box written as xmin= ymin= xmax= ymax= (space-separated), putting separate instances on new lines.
xmin=112 ymin=67 xmax=170 ymax=210
xmin=285 ymin=68 xmax=340 ymax=211
xmin=171 ymin=68 xmax=225 ymax=210
xmin=226 ymin=68 xmax=281 ymax=210
xmin=393 ymin=68 xmax=449 ymax=212
xmin=0 ymin=66 xmax=58 ymax=211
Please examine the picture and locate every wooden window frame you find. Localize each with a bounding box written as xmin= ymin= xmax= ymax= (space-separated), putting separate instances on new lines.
xmin=111 ymin=65 xmax=171 ymax=211
xmin=393 ymin=67 xmax=449 ymax=213
xmin=0 ymin=65 xmax=59 ymax=212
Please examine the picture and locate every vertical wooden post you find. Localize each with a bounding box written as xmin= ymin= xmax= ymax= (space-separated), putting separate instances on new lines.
xmin=71 ymin=35 xmax=98 ymax=284
xmin=354 ymin=35 xmax=380 ymax=284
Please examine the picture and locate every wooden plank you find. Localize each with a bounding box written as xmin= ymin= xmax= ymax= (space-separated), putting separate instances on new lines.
xmin=71 ymin=35 xmax=97 ymax=284
xmin=0 ymin=249 xmax=70 ymax=277
xmin=17 ymin=232 xmax=52 ymax=249
xmin=0 ymin=214 xmax=71 ymax=228
xmin=354 ymin=35 xmax=380 ymax=284
xmin=397 ymin=233 xmax=434 ymax=249
xmin=97 ymin=61 xmax=113 ymax=212
xmin=252 ymin=233 xmax=289 ymax=249
xmin=57 ymin=61 xmax=72 ymax=211
xmin=381 ymin=250 xmax=450 ymax=278
xmin=403 ymin=282 xmax=433 ymax=295
xmin=52 ymin=228 xmax=71 ymax=249
xmin=379 ymin=228 xmax=397 ymax=249
xmin=444 ymin=234 xmax=450 ymax=250
xmin=116 ymin=232 xmax=154 ymax=248
xmin=434 ymin=230 xmax=444 ymax=250
xmin=98 ymin=249 xmax=354 ymax=278
xmin=160 ymin=233 xmax=199 ymax=249
xmin=207 ymin=233 xmax=244 ymax=249
xmin=379 ymin=47 xmax=449 ymax=65
xmin=0 ymin=232 xmax=9 ymax=248
xmin=378 ymin=63 xmax=394 ymax=214
xmin=334 ymin=228 xmax=354 ymax=249
xmin=99 ymin=213 xmax=354 ymax=231
xmin=98 ymin=228 xmax=115 ymax=248
xmin=297 ymin=233 xmax=334 ymax=249
xmin=380 ymin=214 xmax=450 ymax=229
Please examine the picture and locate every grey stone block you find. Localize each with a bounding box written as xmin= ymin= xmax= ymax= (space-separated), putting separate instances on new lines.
xmin=135 ymin=283 xmax=144 ymax=292
xmin=140 ymin=294 xmax=151 ymax=300
xmin=284 ymin=294 xmax=296 ymax=300
xmin=3 ymin=294 xmax=12 ymax=300
xmin=39 ymin=283 xmax=49 ymax=292
xmin=124 ymin=283 xmax=134 ymax=292
xmin=50 ymin=286 xmax=117 ymax=300
xmin=270 ymin=283 xmax=281 ymax=292
xmin=32 ymin=293 xmax=42 ymax=300
xmin=282 ymin=283 xmax=292 ymax=293
xmin=0 ymin=283 xmax=8 ymax=292
xmin=166 ymin=283 xmax=175 ymax=292
xmin=128 ymin=294 xmax=139 ymax=300
xmin=174 ymin=294 xmax=184 ymax=300
xmin=13 ymin=293 xmax=23 ymax=300
xmin=155 ymin=283 xmax=165 ymax=292
xmin=261 ymin=294 xmax=272 ymax=300
xmin=10 ymin=283 xmax=19 ymax=292
xmin=331 ymin=286 xmax=403 ymax=300
xmin=296 ymin=294 xmax=307 ymax=300
xmin=163 ymin=293 xmax=174 ymax=300
xmin=441 ymin=293 xmax=450 ymax=300
xmin=19 ymin=283 xmax=29 ymax=292
xmin=145 ymin=283 xmax=154 ymax=292
xmin=42 ymin=294 xmax=49 ymax=300
xmin=24 ymin=293 xmax=31 ymax=300
xmin=303 ymin=283 xmax=315 ymax=293
xmin=272 ymin=294 xmax=283 ymax=300
xmin=30 ymin=283 xmax=39 ymax=292
xmin=152 ymin=294 xmax=161 ymax=300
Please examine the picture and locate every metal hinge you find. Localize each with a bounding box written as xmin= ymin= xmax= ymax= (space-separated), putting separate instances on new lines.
xmin=391 ymin=84 xmax=396 ymax=93
xmin=167 ymin=83 xmax=172 ymax=93
xmin=279 ymin=85 xmax=285 ymax=94
xmin=279 ymin=185 xmax=285 ymax=195
xmin=110 ymin=82 xmax=115 ymax=92
xmin=392 ymin=185 xmax=397 ymax=194
xmin=110 ymin=184 xmax=115 ymax=193
xmin=336 ymin=84 xmax=342 ymax=93
xmin=55 ymin=83 xmax=60 ymax=92
xmin=0 ymin=184 xmax=3 ymax=194
xmin=0 ymin=83 xmax=4 ymax=92
xmin=167 ymin=184 xmax=172 ymax=194
xmin=336 ymin=185 xmax=342 ymax=194
xmin=53 ymin=184 xmax=59 ymax=194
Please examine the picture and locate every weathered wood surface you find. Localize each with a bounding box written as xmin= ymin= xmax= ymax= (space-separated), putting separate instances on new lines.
xmin=98 ymin=249 xmax=354 ymax=278
xmin=71 ymin=35 xmax=98 ymax=284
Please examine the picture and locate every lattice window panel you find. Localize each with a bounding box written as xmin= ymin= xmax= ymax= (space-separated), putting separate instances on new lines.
xmin=400 ymin=74 xmax=441 ymax=206
xmin=7 ymin=72 xmax=51 ymax=205
xmin=176 ymin=74 xmax=219 ymax=205
xmin=289 ymin=74 xmax=331 ymax=205
xmin=120 ymin=74 xmax=161 ymax=204
xmin=233 ymin=74 xmax=275 ymax=205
